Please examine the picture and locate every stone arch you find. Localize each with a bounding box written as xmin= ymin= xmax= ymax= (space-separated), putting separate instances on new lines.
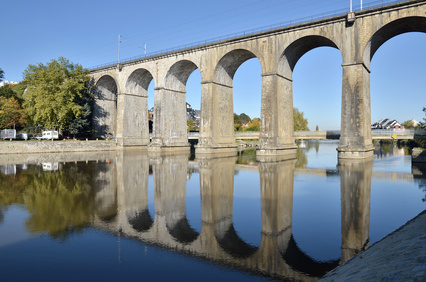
xmin=93 ymin=75 xmax=118 ymax=138
xmin=363 ymin=16 xmax=426 ymax=68
xmin=165 ymin=60 xmax=199 ymax=92
xmin=214 ymin=49 xmax=259 ymax=86
xmin=278 ymin=35 xmax=341 ymax=79
xmin=95 ymin=75 xmax=118 ymax=100
xmin=125 ymin=68 xmax=155 ymax=96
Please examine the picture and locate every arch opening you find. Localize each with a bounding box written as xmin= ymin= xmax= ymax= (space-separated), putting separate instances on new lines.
xmin=214 ymin=49 xmax=257 ymax=86
xmin=292 ymin=47 xmax=343 ymax=131
xmin=279 ymin=35 xmax=340 ymax=80
xmin=363 ymin=16 xmax=426 ymax=66
xmin=370 ymin=31 xmax=426 ymax=134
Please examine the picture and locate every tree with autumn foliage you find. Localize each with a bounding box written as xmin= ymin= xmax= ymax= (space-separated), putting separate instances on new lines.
xmin=0 ymin=96 xmax=26 ymax=129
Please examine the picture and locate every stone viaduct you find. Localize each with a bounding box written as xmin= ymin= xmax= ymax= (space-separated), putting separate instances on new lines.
xmin=89 ymin=0 xmax=426 ymax=159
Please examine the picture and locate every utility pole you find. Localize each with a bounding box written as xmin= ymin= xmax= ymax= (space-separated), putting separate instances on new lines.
xmin=144 ymin=43 xmax=147 ymax=57
xmin=118 ymin=34 xmax=121 ymax=65
xmin=350 ymin=0 xmax=353 ymax=12
xmin=361 ymin=0 xmax=363 ymax=11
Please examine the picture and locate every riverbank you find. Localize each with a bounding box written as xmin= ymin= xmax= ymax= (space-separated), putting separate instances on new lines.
xmin=319 ymin=210 xmax=426 ymax=281
xmin=0 ymin=140 xmax=118 ymax=155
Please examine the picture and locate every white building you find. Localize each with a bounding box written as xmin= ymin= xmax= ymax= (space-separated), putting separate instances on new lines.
xmin=0 ymin=80 xmax=19 ymax=87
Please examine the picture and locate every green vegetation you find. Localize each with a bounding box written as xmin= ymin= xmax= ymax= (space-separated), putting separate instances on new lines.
xmin=22 ymin=57 xmax=91 ymax=133
xmin=187 ymin=119 xmax=195 ymax=132
xmin=234 ymin=108 xmax=309 ymax=133
xmin=0 ymin=67 xmax=4 ymax=82
xmin=293 ymin=108 xmax=309 ymax=131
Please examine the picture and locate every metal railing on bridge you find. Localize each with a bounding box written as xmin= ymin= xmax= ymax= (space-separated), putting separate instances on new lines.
xmin=89 ymin=0 xmax=407 ymax=70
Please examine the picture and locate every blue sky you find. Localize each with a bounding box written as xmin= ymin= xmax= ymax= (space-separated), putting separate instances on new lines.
xmin=1 ymin=0 xmax=425 ymax=130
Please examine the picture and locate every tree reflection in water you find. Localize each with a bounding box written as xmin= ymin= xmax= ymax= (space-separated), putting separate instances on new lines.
xmin=0 ymin=145 xmax=424 ymax=280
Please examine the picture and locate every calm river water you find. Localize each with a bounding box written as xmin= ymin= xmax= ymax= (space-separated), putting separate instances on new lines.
xmin=0 ymin=141 xmax=424 ymax=281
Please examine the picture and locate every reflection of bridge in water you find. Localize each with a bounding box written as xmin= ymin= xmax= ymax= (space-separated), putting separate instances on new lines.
xmin=0 ymin=150 xmax=422 ymax=280
xmin=83 ymin=151 xmax=375 ymax=280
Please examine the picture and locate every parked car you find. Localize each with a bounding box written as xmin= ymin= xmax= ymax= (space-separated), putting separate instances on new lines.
xmin=17 ymin=133 xmax=28 ymax=140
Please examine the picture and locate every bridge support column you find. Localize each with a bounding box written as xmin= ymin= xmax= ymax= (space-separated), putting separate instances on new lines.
xmin=195 ymin=81 xmax=237 ymax=156
xmin=93 ymin=97 xmax=116 ymax=139
xmin=257 ymin=73 xmax=297 ymax=162
xmin=338 ymin=158 xmax=372 ymax=263
xmin=338 ymin=63 xmax=374 ymax=159
xmin=149 ymin=87 xmax=190 ymax=151
xmin=116 ymin=93 xmax=150 ymax=147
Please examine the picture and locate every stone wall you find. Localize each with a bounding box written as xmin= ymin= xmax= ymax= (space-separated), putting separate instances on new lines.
xmin=0 ymin=140 xmax=118 ymax=155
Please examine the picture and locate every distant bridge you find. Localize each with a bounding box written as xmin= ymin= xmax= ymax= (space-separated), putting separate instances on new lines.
xmin=186 ymin=130 xmax=426 ymax=140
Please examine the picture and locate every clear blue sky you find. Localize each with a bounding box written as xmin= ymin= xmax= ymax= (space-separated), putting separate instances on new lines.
xmin=1 ymin=0 xmax=425 ymax=130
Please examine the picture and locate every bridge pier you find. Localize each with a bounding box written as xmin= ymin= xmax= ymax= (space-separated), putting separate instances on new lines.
xmin=149 ymin=87 xmax=190 ymax=151
xmin=257 ymin=73 xmax=297 ymax=162
xmin=195 ymin=81 xmax=238 ymax=156
xmin=116 ymin=93 xmax=150 ymax=147
xmin=337 ymin=62 xmax=374 ymax=159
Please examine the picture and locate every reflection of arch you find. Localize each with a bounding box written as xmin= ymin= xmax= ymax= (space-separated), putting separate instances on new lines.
xmin=96 ymin=203 xmax=118 ymax=223
xmin=216 ymin=224 xmax=258 ymax=258
xmin=166 ymin=217 xmax=199 ymax=244
xmin=214 ymin=49 xmax=258 ymax=86
xmin=125 ymin=68 xmax=154 ymax=95
xmin=165 ymin=60 xmax=199 ymax=92
xmin=363 ymin=16 xmax=426 ymax=65
xmin=126 ymin=209 xmax=154 ymax=232
xmin=279 ymin=35 xmax=340 ymax=79
xmin=282 ymin=235 xmax=339 ymax=277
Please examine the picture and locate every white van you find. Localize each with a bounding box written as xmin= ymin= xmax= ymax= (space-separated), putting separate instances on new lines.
xmin=41 ymin=131 xmax=59 ymax=140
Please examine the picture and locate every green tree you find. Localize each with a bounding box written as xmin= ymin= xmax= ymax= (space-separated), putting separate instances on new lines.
xmin=239 ymin=113 xmax=251 ymax=125
xmin=315 ymin=125 xmax=319 ymax=131
xmin=293 ymin=108 xmax=309 ymax=131
xmin=187 ymin=119 xmax=195 ymax=132
xmin=234 ymin=113 xmax=243 ymax=131
xmin=0 ymin=68 xmax=4 ymax=82
xmin=0 ymin=84 xmax=16 ymax=99
xmin=22 ymin=57 xmax=90 ymax=130
xmin=401 ymin=120 xmax=414 ymax=129
xmin=0 ymin=96 xmax=26 ymax=128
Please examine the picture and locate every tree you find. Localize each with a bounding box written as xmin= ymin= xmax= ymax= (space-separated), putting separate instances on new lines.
xmin=0 ymin=68 xmax=4 ymax=82
xmin=187 ymin=119 xmax=195 ymax=132
xmin=234 ymin=113 xmax=243 ymax=131
xmin=0 ymin=84 xmax=17 ymax=99
xmin=315 ymin=125 xmax=319 ymax=131
xmin=239 ymin=113 xmax=251 ymax=125
xmin=401 ymin=120 xmax=415 ymax=129
xmin=293 ymin=108 xmax=309 ymax=131
xmin=22 ymin=57 xmax=90 ymax=130
xmin=0 ymin=96 xmax=26 ymax=129
xmin=245 ymin=117 xmax=261 ymax=131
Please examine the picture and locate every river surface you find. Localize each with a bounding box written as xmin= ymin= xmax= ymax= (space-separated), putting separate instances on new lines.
xmin=0 ymin=141 xmax=424 ymax=281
